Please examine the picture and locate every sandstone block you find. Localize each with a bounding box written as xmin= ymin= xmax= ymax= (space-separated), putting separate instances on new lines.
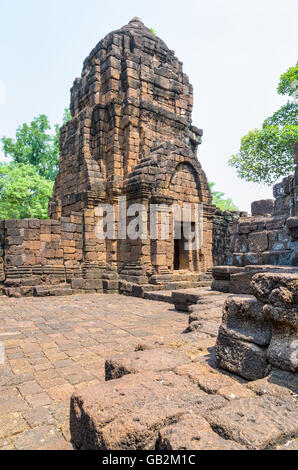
xmin=157 ymin=414 xmax=245 ymax=450
xmin=251 ymin=200 xmax=274 ymax=216
xmin=207 ymin=395 xmax=298 ymax=449
xmin=70 ymin=371 xmax=209 ymax=450
xmin=216 ymin=326 xmax=269 ymax=380
xmin=105 ymin=349 xmax=191 ymax=381
xmin=247 ymin=369 xmax=298 ymax=399
xmin=264 ymin=304 xmax=298 ymax=372
xmin=248 ymin=231 xmax=268 ymax=252
xmin=221 ymin=295 xmax=271 ymax=346
xmin=211 ymin=280 xmax=230 ymax=293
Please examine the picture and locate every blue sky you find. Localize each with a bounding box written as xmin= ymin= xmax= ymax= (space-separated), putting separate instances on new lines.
xmin=0 ymin=0 xmax=297 ymax=212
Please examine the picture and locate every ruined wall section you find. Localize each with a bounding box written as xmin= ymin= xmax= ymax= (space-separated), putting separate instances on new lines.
xmin=0 ymin=215 xmax=85 ymax=297
xmin=212 ymin=209 xmax=243 ymax=266
xmin=229 ymin=144 xmax=298 ymax=268
xmin=212 ymin=144 xmax=298 ymax=294
xmin=231 ymin=192 xmax=298 ymax=268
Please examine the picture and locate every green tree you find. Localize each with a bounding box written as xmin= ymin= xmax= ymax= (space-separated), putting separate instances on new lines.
xmin=0 ymin=109 xmax=71 ymax=219
xmin=229 ymin=63 xmax=298 ymax=186
xmin=1 ymin=108 xmax=71 ymax=181
xmin=0 ymin=163 xmax=54 ymax=219
xmin=209 ymin=182 xmax=238 ymax=211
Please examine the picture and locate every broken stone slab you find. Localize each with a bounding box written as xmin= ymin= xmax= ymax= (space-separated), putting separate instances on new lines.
xmin=217 ymin=383 xmax=256 ymax=401
xmin=212 ymin=266 xmax=244 ymax=281
xmin=247 ymin=369 xmax=298 ymax=399
xmin=156 ymin=414 xmax=246 ymax=450
xmin=287 ymin=216 xmax=298 ymax=239
xmin=206 ymin=395 xmax=298 ymax=450
xmin=221 ymin=295 xmax=271 ymax=347
xmin=33 ymin=285 xmax=72 ymax=297
xmin=251 ymin=272 xmax=298 ymax=372
xmin=264 ymin=304 xmax=298 ymax=372
xmin=251 ymin=199 xmax=275 ymax=217
xmin=105 ymin=349 xmax=191 ymax=381
xmin=216 ymin=326 xmax=270 ymax=381
xmin=172 ymin=288 xmax=220 ymax=312
xmin=277 ymin=439 xmax=298 ymax=450
xmin=70 ymin=371 xmax=220 ymax=450
xmin=251 ymin=272 xmax=298 ymax=304
xmin=173 ymin=361 xmax=237 ymax=394
xmin=211 ymin=279 xmax=230 ymax=293
xmin=230 ymin=265 xmax=298 ymax=295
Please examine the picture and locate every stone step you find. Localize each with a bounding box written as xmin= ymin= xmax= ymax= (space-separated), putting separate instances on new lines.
xmin=172 ymin=287 xmax=224 ymax=312
xmin=144 ymin=290 xmax=174 ymax=303
xmin=33 ymin=284 xmax=73 ymax=297
xmin=143 ymin=281 xmax=212 ymax=302
xmin=148 ymin=280 xmax=211 ymax=291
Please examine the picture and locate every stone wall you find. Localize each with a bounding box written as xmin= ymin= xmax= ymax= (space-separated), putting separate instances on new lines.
xmin=230 ymin=143 xmax=298 ymax=268
xmin=0 ymin=216 xmax=84 ymax=297
xmin=212 ymin=209 xmax=243 ymax=266
xmin=212 ymin=143 xmax=298 ymax=294
xmin=216 ymin=271 xmax=298 ymax=380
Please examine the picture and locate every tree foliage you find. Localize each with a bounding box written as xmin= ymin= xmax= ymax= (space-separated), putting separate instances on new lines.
xmin=229 ymin=63 xmax=298 ymax=186
xmin=278 ymin=63 xmax=298 ymax=97
xmin=0 ymin=109 xmax=71 ymax=219
xmin=1 ymin=109 xmax=71 ymax=181
xmin=209 ymin=182 xmax=238 ymax=211
xmin=0 ymin=163 xmax=54 ymax=219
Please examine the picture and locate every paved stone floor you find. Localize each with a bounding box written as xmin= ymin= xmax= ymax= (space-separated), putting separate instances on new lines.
xmin=0 ymin=294 xmax=199 ymax=450
xmin=1 ymin=293 xmax=297 ymax=450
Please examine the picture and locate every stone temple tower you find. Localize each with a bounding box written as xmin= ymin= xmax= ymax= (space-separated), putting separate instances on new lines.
xmin=49 ymin=17 xmax=214 ymax=289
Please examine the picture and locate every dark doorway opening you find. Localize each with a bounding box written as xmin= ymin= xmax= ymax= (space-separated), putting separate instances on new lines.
xmin=174 ymin=223 xmax=189 ymax=271
xmin=174 ymin=238 xmax=180 ymax=271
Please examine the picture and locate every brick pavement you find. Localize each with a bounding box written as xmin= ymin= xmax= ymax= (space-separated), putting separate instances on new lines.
xmin=0 ymin=294 xmax=206 ymax=450
xmin=2 ymin=293 xmax=296 ymax=450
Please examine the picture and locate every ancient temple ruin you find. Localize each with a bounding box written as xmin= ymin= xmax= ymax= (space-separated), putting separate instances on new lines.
xmin=212 ymin=144 xmax=298 ymax=380
xmin=212 ymin=143 xmax=298 ymax=295
xmin=0 ymin=18 xmax=217 ymax=297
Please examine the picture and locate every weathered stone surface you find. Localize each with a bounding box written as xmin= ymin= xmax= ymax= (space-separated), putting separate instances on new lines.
xmin=212 ymin=266 xmax=244 ymax=281
xmin=247 ymin=369 xmax=298 ymax=399
xmin=156 ymin=414 xmax=245 ymax=450
xmin=221 ymin=295 xmax=271 ymax=346
xmin=251 ymin=272 xmax=298 ymax=304
xmin=212 ymin=210 xmax=243 ymax=266
xmin=211 ymin=279 xmax=230 ymax=293
xmin=217 ymin=384 xmax=256 ymax=401
xmin=105 ymin=349 xmax=191 ymax=380
xmin=70 ymin=371 xmax=213 ymax=450
xmin=216 ymin=326 xmax=269 ymax=380
xmin=172 ymin=288 xmax=221 ymax=312
xmin=277 ymin=439 xmax=298 ymax=450
xmin=207 ymin=395 xmax=298 ymax=449
xmin=248 ymin=231 xmax=269 ymax=252
xmin=251 ymin=200 xmax=274 ymax=217
xmin=0 ymin=413 xmax=28 ymax=439
xmin=252 ymin=272 xmax=298 ymax=372
xmin=173 ymin=361 xmax=237 ymax=393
